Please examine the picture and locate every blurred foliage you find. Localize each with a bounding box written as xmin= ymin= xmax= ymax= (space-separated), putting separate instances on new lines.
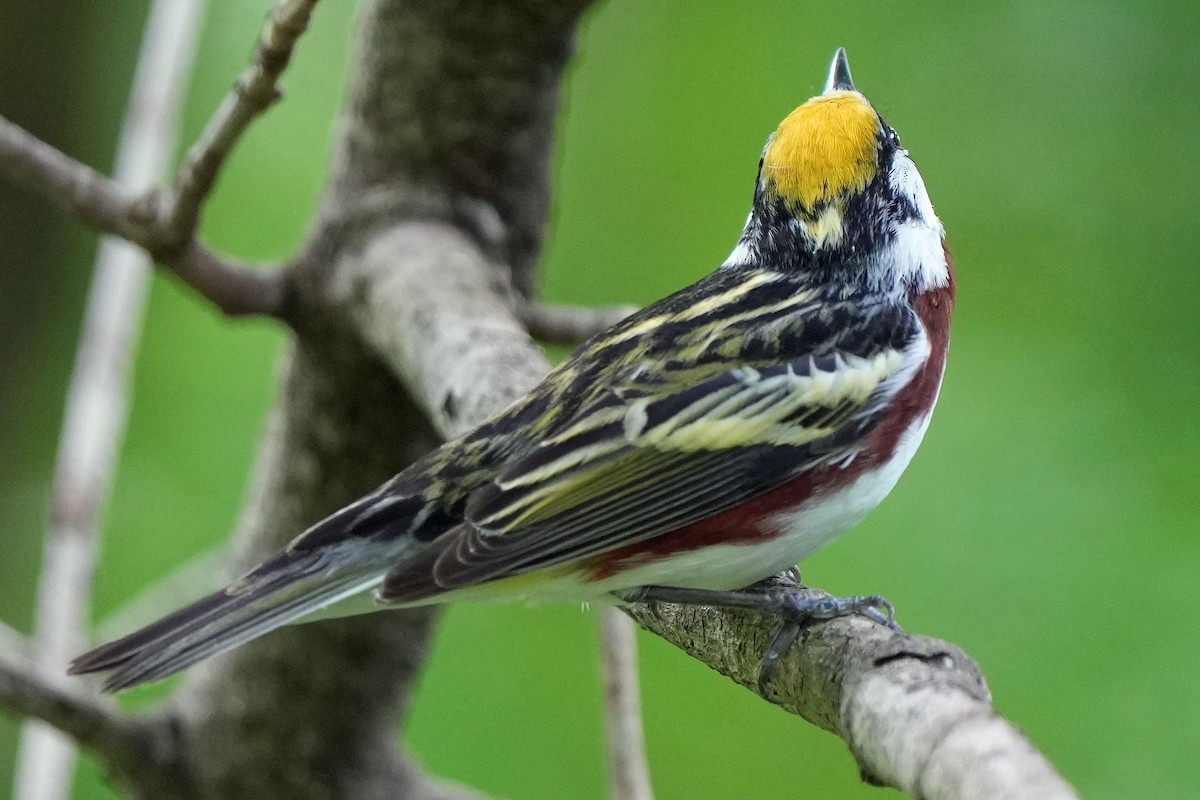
xmin=2 ymin=0 xmax=1199 ymax=798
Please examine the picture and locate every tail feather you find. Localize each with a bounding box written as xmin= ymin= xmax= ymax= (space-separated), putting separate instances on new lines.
xmin=70 ymin=548 xmax=389 ymax=692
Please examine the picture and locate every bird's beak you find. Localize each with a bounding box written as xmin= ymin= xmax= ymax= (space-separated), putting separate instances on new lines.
xmin=823 ymin=47 xmax=855 ymax=94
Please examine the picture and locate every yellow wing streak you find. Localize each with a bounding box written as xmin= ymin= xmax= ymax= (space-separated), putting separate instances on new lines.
xmin=588 ymin=314 xmax=670 ymax=349
xmin=475 ymin=349 xmax=903 ymax=531
xmin=481 ymin=449 xmax=691 ymax=530
xmin=667 ymin=271 xmax=779 ymax=322
xmin=639 ymin=350 xmax=902 ymax=452
xmin=487 ymin=383 xmax=745 ymax=499
xmin=707 ymin=290 xmax=819 ymax=327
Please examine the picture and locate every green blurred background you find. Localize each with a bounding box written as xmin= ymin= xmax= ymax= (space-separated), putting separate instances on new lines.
xmin=2 ymin=0 xmax=1198 ymax=797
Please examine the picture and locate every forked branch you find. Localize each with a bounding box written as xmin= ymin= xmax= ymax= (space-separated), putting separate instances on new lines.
xmin=0 ymin=0 xmax=322 ymax=319
xmin=163 ymin=0 xmax=320 ymax=245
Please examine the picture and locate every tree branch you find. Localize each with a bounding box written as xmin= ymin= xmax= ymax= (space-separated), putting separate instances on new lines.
xmin=1 ymin=647 xmax=151 ymax=785
xmin=599 ymin=609 xmax=654 ymax=800
xmin=519 ymin=301 xmax=637 ymax=345
xmin=0 ymin=0 xmax=311 ymax=320
xmin=625 ymin=598 xmax=1079 ymax=800
xmin=333 ymin=222 xmax=549 ymax=437
xmin=0 ymin=115 xmax=285 ymax=318
xmin=0 ymin=115 xmax=141 ymax=241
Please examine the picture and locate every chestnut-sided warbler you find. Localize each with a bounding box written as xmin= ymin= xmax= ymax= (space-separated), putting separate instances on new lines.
xmin=73 ymin=49 xmax=954 ymax=691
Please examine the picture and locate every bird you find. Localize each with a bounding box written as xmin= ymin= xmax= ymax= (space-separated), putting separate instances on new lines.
xmin=71 ymin=48 xmax=954 ymax=692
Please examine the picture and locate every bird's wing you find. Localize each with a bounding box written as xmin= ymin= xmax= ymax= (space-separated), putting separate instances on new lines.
xmin=379 ymin=301 xmax=919 ymax=601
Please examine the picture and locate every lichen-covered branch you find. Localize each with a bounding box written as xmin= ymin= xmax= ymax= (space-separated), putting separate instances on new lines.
xmin=331 ymin=222 xmax=549 ymax=437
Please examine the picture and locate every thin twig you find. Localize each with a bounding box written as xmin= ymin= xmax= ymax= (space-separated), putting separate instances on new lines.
xmin=13 ymin=0 xmax=206 ymax=798
xmin=0 ymin=0 xmax=318 ymax=320
xmin=163 ymin=0 xmax=321 ymax=244
xmin=0 ymin=116 xmax=286 ymax=318
xmin=599 ymin=609 xmax=654 ymax=800
xmin=168 ymin=238 xmax=288 ymax=318
xmin=1 ymin=648 xmax=148 ymax=785
xmin=519 ymin=301 xmax=637 ymax=345
xmin=0 ymin=116 xmax=143 ymax=241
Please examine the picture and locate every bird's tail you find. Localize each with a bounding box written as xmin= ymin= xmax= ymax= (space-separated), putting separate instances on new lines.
xmin=69 ymin=545 xmax=396 ymax=692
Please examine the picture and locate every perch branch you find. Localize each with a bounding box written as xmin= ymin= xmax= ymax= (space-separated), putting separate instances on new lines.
xmin=13 ymin=1 xmax=206 ymax=799
xmin=626 ymin=596 xmax=1079 ymax=800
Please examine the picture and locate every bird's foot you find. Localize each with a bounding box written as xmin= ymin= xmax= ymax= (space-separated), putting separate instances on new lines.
xmin=755 ymin=586 xmax=898 ymax=694
xmin=621 ymin=577 xmax=899 ymax=695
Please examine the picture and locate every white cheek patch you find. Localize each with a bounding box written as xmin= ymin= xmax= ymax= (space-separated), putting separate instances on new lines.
xmin=890 ymin=151 xmax=942 ymax=235
xmin=883 ymin=152 xmax=949 ymax=293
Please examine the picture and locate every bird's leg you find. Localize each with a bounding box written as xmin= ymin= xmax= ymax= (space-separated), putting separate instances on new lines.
xmin=620 ymin=575 xmax=899 ymax=695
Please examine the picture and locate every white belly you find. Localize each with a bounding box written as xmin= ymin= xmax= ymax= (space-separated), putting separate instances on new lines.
xmin=574 ymin=410 xmax=935 ymax=596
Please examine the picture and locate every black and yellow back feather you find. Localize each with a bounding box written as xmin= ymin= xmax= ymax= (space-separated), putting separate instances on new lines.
xmin=375 ymin=268 xmax=920 ymax=601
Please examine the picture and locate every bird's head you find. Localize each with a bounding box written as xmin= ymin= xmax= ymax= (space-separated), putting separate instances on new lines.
xmin=729 ymin=49 xmax=946 ymax=292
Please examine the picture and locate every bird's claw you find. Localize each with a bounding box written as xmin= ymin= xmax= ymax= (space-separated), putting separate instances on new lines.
xmin=757 ymin=590 xmax=900 ymax=697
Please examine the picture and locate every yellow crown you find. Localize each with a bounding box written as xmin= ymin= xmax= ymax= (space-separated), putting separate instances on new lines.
xmin=762 ymin=91 xmax=880 ymax=214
